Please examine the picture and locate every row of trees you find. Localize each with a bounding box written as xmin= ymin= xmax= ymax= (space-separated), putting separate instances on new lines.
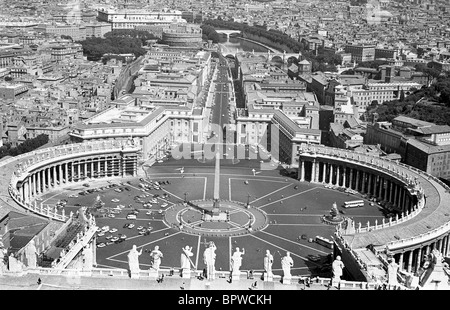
xmin=366 ymin=75 xmax=450 ymax=125
xmin=200 ymin=24 xmax=224 ymax=43
xmin=0 ymin=134 xmax=49 ymax=160
xmin=203 ymin=19 xmax=342 ymax=72
xmin=78 ymin=30 xmax=159 ymax=61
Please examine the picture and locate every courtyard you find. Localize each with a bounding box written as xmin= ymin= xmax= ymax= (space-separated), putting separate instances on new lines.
xmin=38 ymin=157 xmax=386 ymax=278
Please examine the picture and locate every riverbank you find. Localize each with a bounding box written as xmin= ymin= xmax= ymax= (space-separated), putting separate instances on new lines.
xmin=218 ymin=36 xmax=281 ymax=56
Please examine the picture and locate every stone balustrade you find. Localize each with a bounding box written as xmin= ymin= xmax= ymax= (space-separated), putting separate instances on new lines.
xmin=54 ymin=223 xmax=97 ymax=269
xmin=354 ymin=203 xmax=423 ymax=233
xmin=8 ymin=184 xmax=68 ymax=222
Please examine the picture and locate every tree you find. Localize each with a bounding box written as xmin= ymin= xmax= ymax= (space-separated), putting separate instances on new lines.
xmin=399 ymin=89 xmax=405 ymax=102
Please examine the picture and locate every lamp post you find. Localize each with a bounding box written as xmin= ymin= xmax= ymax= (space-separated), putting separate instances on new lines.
xmin=184 ymin=192 xmax=188 ymax=203
xmin=246 ymin=193 xmax=251 ymax=208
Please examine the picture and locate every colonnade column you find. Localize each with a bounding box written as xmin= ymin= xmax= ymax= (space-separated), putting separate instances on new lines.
xmin=51 ymin=166 xmax=56 ymax=188
xmin=300 ymin=160 xmax=305 ymax=182
xmin=390 ymin=182 xmax=394 ymax=205
xmin=315 ymin=160 xmax=320 ymax=183
xmin=29 ymin=178 xmax=32 ymax=200
xmin=355 ymin=170 xmax=360 ymax=192
xmin=384 ymin=180 xmax=389 ymax=202
xmin=399 ymin=188 xmax=404 ymax=211
xmin=65 ymin=163 xmax=68 ymax=184
xmin=398 ymin=253 xmax=404 ymax=271
xmin=36 ymin=170 xmax=41 ymax=194
xmin=342 ymin=167 xmax=346 ymax=188
xmin=407 ymin=250 xmax=414 ymax=273
xmin=91 ymin=160 xmax=94 ymax=179
xmin=415 ymin=247 xmax=422 ymax=273
xmin=24 ymin=181 xmax=29 ymax=202
xmin=339 ymin=166 xmax=343 ymax=186
xmin=311 ymin=160 xmax=316 ymax=183
xmin=46 ymin=167 xmax=51 ymax=190
xmin=393 ymin=184 xmax=398 ymax=208
xmin=378 ymin=176 xmax=383 ymax=199
xmin=329 ymin=164 xmax=334 ymax=185
xmin=349 ymin=168 xmax=353 ymax=190
xmin=445 ymin=235 xmax=450 ymax=256
xmin=84 ymin=161 xmax=87 ymax=181
xmin=33 ymin=173 xmax=37 ymax=197
xmin=58 ymin=165 xmax=63 ymax=186
xmin=77 ymin=162 xmax=81 ymax=182
xmin=368 ymin=173 xmax=373 ymax=195
xmin=105 ymin=158 xmax=109 ymax=177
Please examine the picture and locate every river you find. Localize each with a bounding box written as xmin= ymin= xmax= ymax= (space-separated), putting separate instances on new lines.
xmin=218 ymin=35 xmax=273 ymax=55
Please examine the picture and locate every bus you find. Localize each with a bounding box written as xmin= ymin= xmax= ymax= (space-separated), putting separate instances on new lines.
xmin=315 ymin=236 xmax=334 ymax=249
xmin=343 ymin=200 xmax=364 ymax=208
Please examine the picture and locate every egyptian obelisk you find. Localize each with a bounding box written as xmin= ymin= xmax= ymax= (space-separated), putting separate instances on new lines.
xmin=212 ymin=152 xmax=220 ymax=215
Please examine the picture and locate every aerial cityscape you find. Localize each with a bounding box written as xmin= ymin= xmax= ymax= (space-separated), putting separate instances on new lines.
xmin=1 ymin=0 xmax=450 ymax=294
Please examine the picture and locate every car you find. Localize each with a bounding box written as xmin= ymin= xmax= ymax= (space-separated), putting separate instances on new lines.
xmin=97 ymin=243 xmax=106 ymax=248
xmin=109 ymin=228 xmax=118 ymax=233
xmin=147 ymin=226 xmax=153 ymax=231
xmin=123 ymin=223 xmax=130 ymax=228
xmin=69 ymin=194 xmax=78 ymax=198
xmin=120 ymin=234 xmax=127 ymax=240
xmin=111 ymin=198 xmax=120 ymax=202
xmin=128 ymin=224 xmax=135 ymax=229
xmin=101 ymin=226 xmax=110 ymax=232
xmin=114 ymin=238 xmax=124 ymax=244
xmin=97 ymin=231 xmax=105 ymax=237
xmin=96 ymin=227 xmax=102 ymax=232
xmin=126 ymin=214 xmax=137 ymax=220
xmin=146 ymin=211 xmax=152 ymax=215
xmin=105 ymin=235 xmax=113 ymax=240
xmin=106 ymin=241 xmax=115 ymax=245
xmin=74 ymin=203 xmax=81 ymax=207
xmin=111 ymin=237 xmax=119 ymax=242
xmin=83 ymin=183 xmax=90 ymax=187
xmin=158 ymin=209 xmax=163 ymax=214
xmin=138 ymin=229 xmax=147 ymax=235
xmin=137 ymin=226 xmax=144 ymax=230
xmin=161 ymin=203 xmax=168 ymax=208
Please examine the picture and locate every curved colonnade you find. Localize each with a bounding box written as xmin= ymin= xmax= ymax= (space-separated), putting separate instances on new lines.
xmin=297 ymin=144 xmax=450 ymax=277
xmin=2 ymin=141 xmax=140 ymax=222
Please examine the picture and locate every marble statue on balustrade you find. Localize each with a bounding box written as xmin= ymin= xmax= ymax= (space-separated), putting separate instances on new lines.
xmin=281 ymin=251 xmax=294 ymax=282
xmin=263 ymin=250 xmax=274 ymax=281
xmin=386 ymin=258 xmax=399 ymax=286
xmin=181 ymin=245 xmax=194 ymax=269
xmin=180 ymin=245 xmax=194 ymax=277
xmin=332 ymin=256 xmax=345 ymax=287
xmin=127 ymin=245 xmax=143 ymax=276
xmin=231 ymin=247 xmax=245 ymax=276
xmin=149 ymin=245 xmax=163 ymax=271
xmin=203 ymin=241 xmax=217 ymax=280
xmin=8 ymin=253 xmax=24 ymax=273
xmin=418 ymin=249 xmax=450 ymax=289
xmin=24 ymin=239 xmax=37 ymax=269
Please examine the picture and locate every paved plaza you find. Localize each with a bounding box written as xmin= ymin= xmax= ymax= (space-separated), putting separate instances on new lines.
xmin=39 ymin=157 xmax=386 ymax=279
